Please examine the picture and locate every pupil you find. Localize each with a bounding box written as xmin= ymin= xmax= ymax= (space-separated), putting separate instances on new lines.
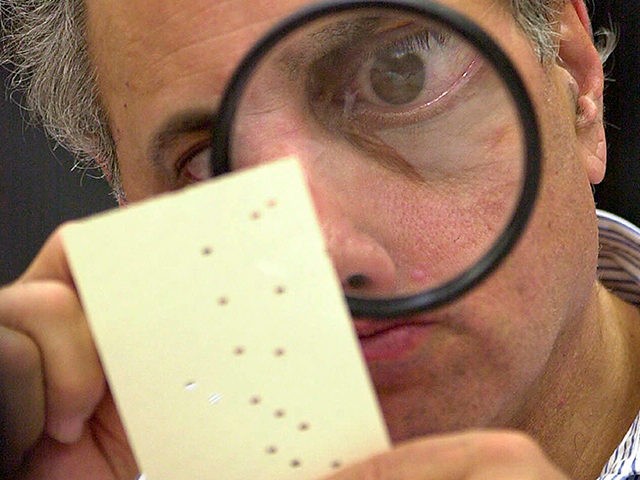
xmin=370 ymin=50 xmax=425 ymax=105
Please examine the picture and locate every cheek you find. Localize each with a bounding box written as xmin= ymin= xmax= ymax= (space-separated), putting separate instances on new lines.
xmin=376 ymin=278 xmax=562 ymax=439
xmin=345 ymin=90 xmax=524 ymax=287
xmin=353 ymin=117 xmax=523 ymax=290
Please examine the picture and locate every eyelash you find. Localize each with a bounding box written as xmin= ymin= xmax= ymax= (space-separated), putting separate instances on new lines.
xmin=175 ymin=140 xmax=212 ymax=183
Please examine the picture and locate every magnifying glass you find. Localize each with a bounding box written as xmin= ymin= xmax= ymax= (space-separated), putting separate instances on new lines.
xmin=210 ymin=0 xmax=541 ymax=318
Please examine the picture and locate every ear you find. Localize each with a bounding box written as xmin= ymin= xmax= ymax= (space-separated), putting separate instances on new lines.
xmin=557 ymin=0 xmax=607 ymax=184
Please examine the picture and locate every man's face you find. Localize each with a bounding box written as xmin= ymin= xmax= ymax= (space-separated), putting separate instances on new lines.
xmin=85 ymin=0 xmax=601 ymax=441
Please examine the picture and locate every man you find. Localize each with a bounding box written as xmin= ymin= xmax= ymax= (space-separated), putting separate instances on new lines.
xmin=0 ymin=0 xmax=637 ymax=479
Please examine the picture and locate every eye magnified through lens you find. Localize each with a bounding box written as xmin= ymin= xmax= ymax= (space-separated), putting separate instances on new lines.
xmin=211 ymin=0 xmax=541 ymax=318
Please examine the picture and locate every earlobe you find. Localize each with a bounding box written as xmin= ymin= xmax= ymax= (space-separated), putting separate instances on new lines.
xmin=557 ymin=1 xmax=607 ymax=184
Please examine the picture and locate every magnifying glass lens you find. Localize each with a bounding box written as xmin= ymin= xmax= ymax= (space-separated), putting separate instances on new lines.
xmin=218 ymin=3 xmax=536 ymax=316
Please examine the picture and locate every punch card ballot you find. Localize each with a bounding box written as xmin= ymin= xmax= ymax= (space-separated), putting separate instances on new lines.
xmin=63 ymin=157 xmax=390 ymax=480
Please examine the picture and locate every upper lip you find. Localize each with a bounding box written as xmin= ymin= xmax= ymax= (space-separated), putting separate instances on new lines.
xmin=353 ymin=315 xmax=438 ymax=338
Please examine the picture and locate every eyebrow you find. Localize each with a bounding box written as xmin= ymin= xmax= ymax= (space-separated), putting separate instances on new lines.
xmin=148 ymin=109 xmax=216 ymax=169
xmin=279 ymin=17 xmax=380 ymax=76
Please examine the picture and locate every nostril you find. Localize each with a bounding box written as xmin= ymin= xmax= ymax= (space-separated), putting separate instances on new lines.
xmin=345 ymin=274 xmax=371 ymax=289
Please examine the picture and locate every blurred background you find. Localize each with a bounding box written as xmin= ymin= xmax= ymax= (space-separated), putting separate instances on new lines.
xmin=1 ymin=1 xmax=638 ymax=284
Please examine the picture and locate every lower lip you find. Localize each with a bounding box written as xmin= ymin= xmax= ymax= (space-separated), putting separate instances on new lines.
xmin=358 ymin=324 xmax=433 ymax=362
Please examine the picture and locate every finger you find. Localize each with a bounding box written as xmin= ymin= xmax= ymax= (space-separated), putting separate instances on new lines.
xmin=8 ymin=223 xmax=106 ymax=442
xmin=0 ymin=325 xmax=45 ymax=475
xmin=0 ymin=281 xmax=106 ymax=445
xmin=327 ymin=433 xmax=474 ymax=480
xmin=325 ymin=431 xmax=567 ymax=480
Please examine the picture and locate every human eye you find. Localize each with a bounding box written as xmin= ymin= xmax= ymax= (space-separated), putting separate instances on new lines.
xmin=308 ymin=25 xmax=479 ymax=129
xmin=176 ymin=143 xmax=212 ymax=184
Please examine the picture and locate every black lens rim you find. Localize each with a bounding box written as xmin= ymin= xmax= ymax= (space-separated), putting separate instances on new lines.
xmin=210 ymin=0 xmax=542 ymax=318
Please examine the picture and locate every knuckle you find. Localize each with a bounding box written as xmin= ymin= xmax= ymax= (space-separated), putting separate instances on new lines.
xmin=35 ymin=281 xmax=82 ymax=322
xmin=0 ymin=280 xmax=83 ymax=333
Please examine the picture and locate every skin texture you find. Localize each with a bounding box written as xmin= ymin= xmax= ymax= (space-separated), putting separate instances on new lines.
xmin=1 ymin=1 xmax=639 ymax=480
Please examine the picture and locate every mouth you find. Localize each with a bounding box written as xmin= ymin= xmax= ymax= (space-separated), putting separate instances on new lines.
xmin=354 ymin=316 xmax=438 ymax=362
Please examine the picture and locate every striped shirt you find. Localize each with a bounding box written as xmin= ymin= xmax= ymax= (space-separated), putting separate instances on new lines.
xmin=597 ymin=210 xmax=640 ymax=480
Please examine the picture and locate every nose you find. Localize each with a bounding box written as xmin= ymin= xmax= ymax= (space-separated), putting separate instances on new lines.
xmin=306 ymin=179 xmax=399 ymax=297
xmin=232 ymin=127 xmax=399 ymax=298
xmin=230 ymin=79 xmax=400 ymax=298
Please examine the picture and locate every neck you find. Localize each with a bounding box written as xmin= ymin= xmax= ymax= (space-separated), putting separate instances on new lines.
xmin=512 ymin=284 xmax=640 ymax=480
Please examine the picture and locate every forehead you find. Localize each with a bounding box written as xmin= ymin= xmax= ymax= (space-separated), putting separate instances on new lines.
xmin=85 ymin=0 xmax=513 ymax=91
xmin=86 ymin=1 xmax=308 ymax=93
xmin=83 ymin=0 xmax=523 ymax=199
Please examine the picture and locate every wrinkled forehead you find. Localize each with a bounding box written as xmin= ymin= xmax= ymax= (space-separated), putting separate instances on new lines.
xmin=84 ymin=0 xmax=515 ymax=88
xmin=85 ymin=0 xmax=266 ymax=93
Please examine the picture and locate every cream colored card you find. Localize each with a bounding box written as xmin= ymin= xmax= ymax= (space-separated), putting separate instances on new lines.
xmin=63 ymin=158 xmax=390 ymax=480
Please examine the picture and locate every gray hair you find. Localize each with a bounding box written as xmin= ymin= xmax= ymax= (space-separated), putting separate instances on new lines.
xmin=512 ymin=0 xmax=617 ymax=63
xmin=512 ymin=0 xmax=563 ymax=60
xmin=0 ymin=1 xmax=609 ymax=200
xmin=0 ymin=0 xmax=122 ymax=199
